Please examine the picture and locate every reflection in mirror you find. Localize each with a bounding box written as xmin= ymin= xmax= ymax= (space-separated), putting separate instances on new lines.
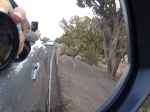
xmin=14 ymin=0 xmax=129 ymax=111
xmin=54 ymin=0 xmax=128 ymax=111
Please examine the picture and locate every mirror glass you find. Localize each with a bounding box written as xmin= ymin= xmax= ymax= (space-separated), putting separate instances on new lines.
xmin=16 ymin=0 xmax=128 ymax=111
xmin=53 ymin=1 xmax=128 ymax=111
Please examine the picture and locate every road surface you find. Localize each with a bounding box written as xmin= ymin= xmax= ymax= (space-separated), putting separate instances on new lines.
xmin=46 ymin=45 xmax=62 ymax=112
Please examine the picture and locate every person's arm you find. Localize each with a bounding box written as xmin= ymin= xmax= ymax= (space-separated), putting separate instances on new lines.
xmin=14 ymin=39 xmax=31 ymax=62
xmin=14 ymin=30 xmax=41 ymax=62
xmin=23 ymin=31 xmax=39 ymax=43
xmin=0 ymin=0 xmax=31 ymax=63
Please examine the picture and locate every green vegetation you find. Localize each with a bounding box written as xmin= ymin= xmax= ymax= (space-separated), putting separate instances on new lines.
xmin=56 ymin=0 xmax=127 ymax=77
xmin=55 ymin=16 xmax=103 ymax=65
xmin=137 ymin=96 xmax=150 ymax=112
xmin=77 ymin=0 xmax=127 ymax=77
xmin=86 ymin=44 xmax=98 ymax=65
xmin=41 ymin=37 xmax=50 ymax=43
xmin=138 ymin=102 xmax=149 ymax=112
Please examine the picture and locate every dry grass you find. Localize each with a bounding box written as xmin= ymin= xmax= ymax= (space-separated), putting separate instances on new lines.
xmin=73 ymin=49 xmax=128 ymax=79
xmin=97 ymin=55 xmax=128 ymax=79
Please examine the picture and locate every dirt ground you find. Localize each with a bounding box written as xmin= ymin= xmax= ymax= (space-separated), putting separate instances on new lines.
xmin=56 ymin=60 xmax=127 ymax=112
xmin=56 ymin=44 xmax=127 ymax=112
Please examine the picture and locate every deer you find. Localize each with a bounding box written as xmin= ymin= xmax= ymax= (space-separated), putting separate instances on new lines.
xmin=56 ymin=45 xmax=80 ymax=67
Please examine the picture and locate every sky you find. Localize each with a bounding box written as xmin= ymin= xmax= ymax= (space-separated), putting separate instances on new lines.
xmin=15 ymin=0 xmax=93 ymax=40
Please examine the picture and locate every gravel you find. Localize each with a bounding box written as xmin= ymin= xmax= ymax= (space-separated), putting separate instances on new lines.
xmin=56 ymin=53 xmax=117 ymax=112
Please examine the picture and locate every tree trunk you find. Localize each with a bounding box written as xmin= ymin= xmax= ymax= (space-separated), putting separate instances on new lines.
xmin=103 ymin=19 xmax=112 ymax=73
xmin=103 ymin=37 xmax=112 ymax=73
xmin=110 ymin=16 xmax=124 ymax=77
xmin=111 ymin=52 xmax=124 ymax=77
xmin=103 ymin=11 xmax=124 ymax=77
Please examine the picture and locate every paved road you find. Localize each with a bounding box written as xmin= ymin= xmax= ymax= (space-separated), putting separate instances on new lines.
xmin=46 ymin=45 xmax=61 ymax=112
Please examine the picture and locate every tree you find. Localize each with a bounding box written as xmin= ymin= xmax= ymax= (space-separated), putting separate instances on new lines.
xmin=41 ymin=37 xmax=50 ymax=43
xmin=59 ymin=16 xmax=104 ymax=65
xmin=77 ymin=0 xmax=127 ymax=77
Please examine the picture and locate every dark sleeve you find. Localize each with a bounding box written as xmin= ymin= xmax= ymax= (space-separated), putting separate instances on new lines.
xmin=23 ymin=31 xmax=39 ymax=43
xmin=14 ymin=39 xmax=31 ymax=62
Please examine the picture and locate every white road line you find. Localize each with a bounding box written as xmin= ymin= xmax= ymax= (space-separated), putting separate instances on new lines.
xmin=48 ymin=46 xmax=55 ymax=112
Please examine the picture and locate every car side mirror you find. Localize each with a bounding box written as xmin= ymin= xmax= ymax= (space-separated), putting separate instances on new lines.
xmin=0 ymin=12 xmax=19 ymax=70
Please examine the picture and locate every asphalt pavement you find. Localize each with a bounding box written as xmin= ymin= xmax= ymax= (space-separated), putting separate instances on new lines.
xmin=46 ymin=45 xmax=62 ymax=112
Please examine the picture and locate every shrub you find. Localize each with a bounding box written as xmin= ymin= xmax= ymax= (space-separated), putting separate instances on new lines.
xmin=85 ymin=44 xmax=98 ymax=65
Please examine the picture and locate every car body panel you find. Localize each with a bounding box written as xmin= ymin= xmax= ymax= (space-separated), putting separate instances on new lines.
xmin=0 ymin=40 xmax=49 ymax=111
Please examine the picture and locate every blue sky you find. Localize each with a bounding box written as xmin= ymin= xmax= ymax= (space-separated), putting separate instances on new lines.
xmin=15 ymin=0 xmax=93 ymax=40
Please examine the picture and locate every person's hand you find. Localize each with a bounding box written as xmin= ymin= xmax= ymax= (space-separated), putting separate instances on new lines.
xmin=16 ymin=31 xmax=25 ymax=59
xmin=10 ymin=7 xmax=26 ymax=25
xmin=35 ymin=30 xmax=41 ymax=39
xmin=0 ymin=0 xmax=26 ymax=58
xmin=0 ymin=0 xmax=10 ymax=13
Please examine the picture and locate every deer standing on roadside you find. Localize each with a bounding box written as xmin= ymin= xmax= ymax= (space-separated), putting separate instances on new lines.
xmin=57 ymin=45 xmax=79 ymax=67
